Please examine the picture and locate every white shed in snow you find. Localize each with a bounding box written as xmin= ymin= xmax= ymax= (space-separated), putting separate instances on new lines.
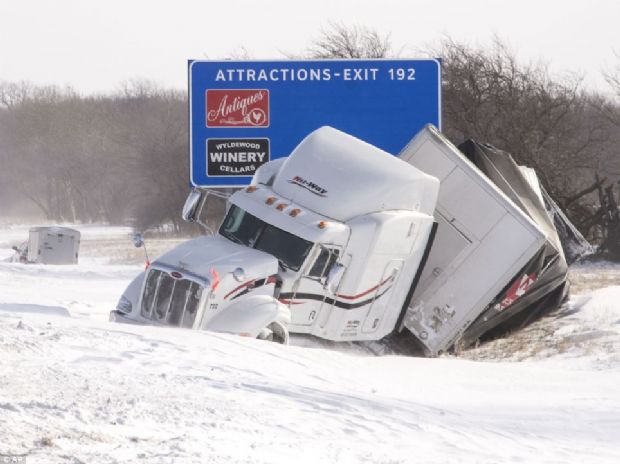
xmin=27 ymin=227 xmax=81 ymax=264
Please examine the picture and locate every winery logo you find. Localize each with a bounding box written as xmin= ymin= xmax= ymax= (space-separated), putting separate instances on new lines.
xmin=206 ymin=89 xmax=269 ymax=127
xmin=207 ymin=138 xmax=270 ymax=176
xmin=288 ymin=176 xmax=328 ymax=197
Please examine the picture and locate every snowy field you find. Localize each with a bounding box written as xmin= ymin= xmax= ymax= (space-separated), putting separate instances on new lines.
xmin=1 ymin=225 xmax=619 ymax=464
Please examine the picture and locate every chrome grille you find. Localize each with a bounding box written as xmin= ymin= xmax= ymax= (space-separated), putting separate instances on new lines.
xmin=141 ymin=268 xmax=203 ymax=328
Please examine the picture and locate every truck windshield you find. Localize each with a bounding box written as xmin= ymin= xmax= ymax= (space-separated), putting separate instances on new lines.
xmin=220 ymin=205 xmax=312 ymax=271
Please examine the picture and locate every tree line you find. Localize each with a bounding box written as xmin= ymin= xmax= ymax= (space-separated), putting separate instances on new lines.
xmin=0 ymin=80 xmax=189 ymax=232
xmin=1 ymin=25 xmax=619 ymax=242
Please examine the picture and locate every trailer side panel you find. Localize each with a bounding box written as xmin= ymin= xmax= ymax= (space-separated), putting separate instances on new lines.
xmin=398 ymin=126 xmax=546 ymax=355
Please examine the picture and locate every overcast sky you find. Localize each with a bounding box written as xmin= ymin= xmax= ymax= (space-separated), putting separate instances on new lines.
xmin=0 ymin=0 xmax=618 ymax=94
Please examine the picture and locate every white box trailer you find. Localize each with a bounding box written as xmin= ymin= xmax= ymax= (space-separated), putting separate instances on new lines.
xmin=398 ymin=126 xmax=547 ymax=354
xmin=27 ymin=227 xmax=81 ymax=264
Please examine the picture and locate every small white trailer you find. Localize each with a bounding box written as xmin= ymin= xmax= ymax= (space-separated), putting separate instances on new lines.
xmin=26 ymin=227 xmax=81 ymax=264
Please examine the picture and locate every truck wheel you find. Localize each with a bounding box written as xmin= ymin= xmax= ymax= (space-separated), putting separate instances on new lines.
xmin=257 ymin=321 xmax=289 ymax=345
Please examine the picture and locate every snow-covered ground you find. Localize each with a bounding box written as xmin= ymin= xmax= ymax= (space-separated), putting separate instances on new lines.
xmin=1 ymin=225 xmax=619 ymax=463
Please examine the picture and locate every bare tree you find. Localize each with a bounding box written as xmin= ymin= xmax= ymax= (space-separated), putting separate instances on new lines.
xmin=306 ymin=23 xmax=392 ymax=59
xmin=435 ymin=38 xmax=615 ymax=212
xmin=0 ymin=80 xmax=194 ymax=232
xmin=604 ymin=51 xmax=620 ymax=95
xmin=600 ymin=51 xmax=620 ymax=127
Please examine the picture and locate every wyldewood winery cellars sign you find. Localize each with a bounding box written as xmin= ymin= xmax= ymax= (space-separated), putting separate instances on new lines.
xmin=206 ymin=138 xmax=269 ymax=176
xmin=189 ymin=60 xmax=441 ymax=188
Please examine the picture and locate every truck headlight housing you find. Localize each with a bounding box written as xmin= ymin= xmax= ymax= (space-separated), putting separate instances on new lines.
xmin=116 ymin=295 xmax=133 ymax=314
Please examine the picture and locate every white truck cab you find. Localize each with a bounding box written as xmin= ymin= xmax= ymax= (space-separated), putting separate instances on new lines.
xmin=234 ymin=126 xmax=439 ymax=341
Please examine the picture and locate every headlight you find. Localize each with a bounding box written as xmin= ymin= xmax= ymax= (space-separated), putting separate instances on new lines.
xmin=116 ymin=295 xmax=132 ymax=314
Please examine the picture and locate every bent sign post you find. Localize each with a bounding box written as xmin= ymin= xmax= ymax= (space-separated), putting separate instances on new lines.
xmin=189 ymin=59 xmax=441 ymax=188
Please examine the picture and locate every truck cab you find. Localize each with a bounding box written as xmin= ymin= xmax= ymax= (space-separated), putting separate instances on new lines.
xmin=111 ymin=126 xmax=439 ymax=343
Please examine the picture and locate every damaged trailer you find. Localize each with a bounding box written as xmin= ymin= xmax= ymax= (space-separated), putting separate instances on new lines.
xmin=453 ymin=139 xmax=590 ymax=347
xmin=399 ymin=127 xmax=580 ymax=354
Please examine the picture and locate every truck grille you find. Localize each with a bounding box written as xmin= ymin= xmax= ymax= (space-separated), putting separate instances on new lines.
xmin=141 ymin=268 xmax=203 ymax=328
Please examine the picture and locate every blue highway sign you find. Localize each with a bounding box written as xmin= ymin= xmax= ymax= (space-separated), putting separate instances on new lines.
xmin=189 ymin=59 xmax=441 ymax=187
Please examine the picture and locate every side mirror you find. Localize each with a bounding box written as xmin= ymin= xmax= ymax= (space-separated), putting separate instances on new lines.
xmin=131 ymin=233 xmax=144 ymax=248
xmin=324 ymin=263 xmax=345 ymax=294
xmin=12 ymin=246 xmax=19 ymax=252
xmin=182 ymin=189 xmax=204 ymax=223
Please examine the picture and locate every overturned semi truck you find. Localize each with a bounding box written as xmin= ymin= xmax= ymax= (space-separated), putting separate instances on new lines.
xmin=111 ymin=125 xmax=586 ymax=355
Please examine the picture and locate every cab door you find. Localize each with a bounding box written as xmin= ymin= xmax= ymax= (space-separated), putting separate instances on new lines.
xmin=286 ymin=245 xmax=341 ymax=327
xmin=361 ymin=259 xmax=404 ymax=334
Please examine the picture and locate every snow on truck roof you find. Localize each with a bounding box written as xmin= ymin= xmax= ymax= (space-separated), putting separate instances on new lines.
xmin=271 ymin=126 xmax=439 ymax=222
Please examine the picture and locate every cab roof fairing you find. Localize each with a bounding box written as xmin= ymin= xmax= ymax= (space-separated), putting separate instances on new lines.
xmin=269 ymin=126 xmax=440 ymax=222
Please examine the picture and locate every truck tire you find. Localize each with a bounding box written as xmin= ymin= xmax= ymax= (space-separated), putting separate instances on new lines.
xmin=257 ymin=321 xmax=289 ymax=345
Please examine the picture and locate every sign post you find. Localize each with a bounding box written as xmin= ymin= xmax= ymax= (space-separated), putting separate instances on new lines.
xmin=189 ymin=59 xmax=441 ymax=188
